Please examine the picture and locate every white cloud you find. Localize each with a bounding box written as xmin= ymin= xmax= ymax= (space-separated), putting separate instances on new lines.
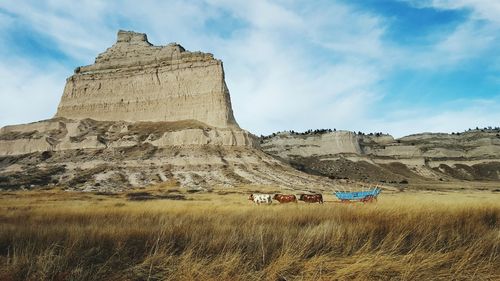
xmin=208 ymin=0 xmax=303 ymax=30
xmin=304 ymin=3 xmax=388 ymax=60
xmin=371 ymin=98 xmax=500 ymax=138
xmin=0 ymin=1 xmax=217 ymax=61
xmin=0 ymin=59 xmax=68 ymax=127
xmin=405 ymin=0 xmax=500 ymax=23
xmin=0 ymin=0 xmax=388 ymax=135
xmin=434 ymin=22 xmax=494 ymax=58
xmin=0 ymin=0 xmax=498 ymax=137
xmin=407 ymin=21 xmax=497 ymax=69
xmin=201 ymin=1 xmax=387 ymax=134
xmin=0 ymin=1 xmax=113 ymax=61
xmin=400 ymin=0 xmax=500 ymax=68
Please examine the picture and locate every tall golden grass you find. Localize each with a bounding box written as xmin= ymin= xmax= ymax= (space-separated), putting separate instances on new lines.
xmin=0 ymin=191 xmax=499 ymax=280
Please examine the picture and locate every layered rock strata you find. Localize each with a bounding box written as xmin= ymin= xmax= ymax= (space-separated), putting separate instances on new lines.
xmin=261 ymin=130 xmax=500 ymax=184
xmin=55 ymin=30 xmax=238 ymax=128
xmin=0 ymin=118 xmax=255 ymax=156
xmin=0 ymin=119 xmax=332 ymax=191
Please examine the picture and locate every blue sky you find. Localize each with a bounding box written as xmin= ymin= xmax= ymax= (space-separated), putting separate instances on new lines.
xmin=0 ymin=0 xmax=499 ymax=137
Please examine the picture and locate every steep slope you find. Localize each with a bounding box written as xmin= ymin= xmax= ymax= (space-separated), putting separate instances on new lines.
xmin=0 ymin=118 xmax=332 ymax=191
xmin=261 ymin=130 xmax=500 ymax=184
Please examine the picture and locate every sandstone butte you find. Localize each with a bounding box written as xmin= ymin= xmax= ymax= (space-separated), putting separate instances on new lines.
xmin=56 ymin=30 xmax=239 ymax=129
xmin=0 ymin=30 xmax=333 ymax=191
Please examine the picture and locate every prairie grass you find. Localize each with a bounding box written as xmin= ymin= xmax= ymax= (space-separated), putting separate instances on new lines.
xmin=0 ymin=190 xmax=498 ymax=280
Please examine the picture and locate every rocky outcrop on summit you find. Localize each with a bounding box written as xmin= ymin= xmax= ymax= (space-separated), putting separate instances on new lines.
xmin=262 ymin=130 xmax=500 ymax=184
xmin=55 ymin=30 xmax=238 ymax=128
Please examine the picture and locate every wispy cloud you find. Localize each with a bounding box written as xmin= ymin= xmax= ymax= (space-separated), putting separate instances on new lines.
xmin=399 ymin=0 xmax=499 ymax=69
xmin=0 ymin=0 xmax=498 ymax=136
xmin=370 ymin=97 xmax=500 ymax=137
xmin=404 ymin=0 xmax=500 ymax=23
xmin=0 ymin=59 xmax=66 ymax=126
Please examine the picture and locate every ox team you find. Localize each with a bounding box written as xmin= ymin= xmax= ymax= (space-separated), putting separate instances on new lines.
xmin=248 ymin=193 xmax=323 ymax=204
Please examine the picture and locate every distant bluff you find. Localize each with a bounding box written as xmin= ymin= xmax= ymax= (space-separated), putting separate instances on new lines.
xmin=56 ymin=30 xmax=239 ymax=129
xmin=261 ymin=129 xmax=500 ymax=186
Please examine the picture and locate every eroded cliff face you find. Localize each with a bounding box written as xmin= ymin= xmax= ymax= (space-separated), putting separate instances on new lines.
xmin=55 ymin=30 xmax=238 ymax=128
xmin=0 ymin=119 xmax=332 ymax=191
xmin=261 ymin=130 xmax=500 ymax=184
xmin=0 ymin=119 xmax=255 ymax=156
xmin=262 ymin=131 xmax=362 ymax=158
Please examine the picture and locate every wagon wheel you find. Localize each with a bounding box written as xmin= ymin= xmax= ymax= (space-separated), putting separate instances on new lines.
xmin=363 ymin=196 xmax=375 ymax=203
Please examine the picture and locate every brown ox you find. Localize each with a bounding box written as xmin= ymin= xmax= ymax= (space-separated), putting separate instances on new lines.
xmin=298 ymin=194 xmax=323 ymax=204
xmin=273 ymin=194 xmax=297 ymax=203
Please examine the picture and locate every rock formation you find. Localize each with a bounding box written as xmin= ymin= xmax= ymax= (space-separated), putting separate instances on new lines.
xmin=262 ymin=131 xmax=362 ymax=158
xmin=261 ymin=130 xmax=500 ymax=185
xmin=55 ymin=30 xmax=238 ymax=128
xmin=0 ymin=31 xmax=333 ymax=191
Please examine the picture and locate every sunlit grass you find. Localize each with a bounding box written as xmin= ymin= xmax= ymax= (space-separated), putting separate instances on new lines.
xmin=0 ymin=189 xmax=499 ymax=280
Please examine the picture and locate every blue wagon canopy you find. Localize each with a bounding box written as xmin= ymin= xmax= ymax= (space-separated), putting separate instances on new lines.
xmin=335 ymin=188 xmax=381 ymax=202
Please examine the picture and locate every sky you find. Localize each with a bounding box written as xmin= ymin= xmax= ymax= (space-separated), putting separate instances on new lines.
xmin=0 ymin=0 xmax=499 ymax=137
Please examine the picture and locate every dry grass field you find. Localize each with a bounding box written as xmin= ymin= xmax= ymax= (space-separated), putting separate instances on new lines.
xmin=0 ymin=186 xmax=499 ymax=281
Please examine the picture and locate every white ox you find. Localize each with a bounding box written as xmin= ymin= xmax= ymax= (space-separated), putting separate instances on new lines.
xmin=248 ymin=193 xmax=272 ymax=205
